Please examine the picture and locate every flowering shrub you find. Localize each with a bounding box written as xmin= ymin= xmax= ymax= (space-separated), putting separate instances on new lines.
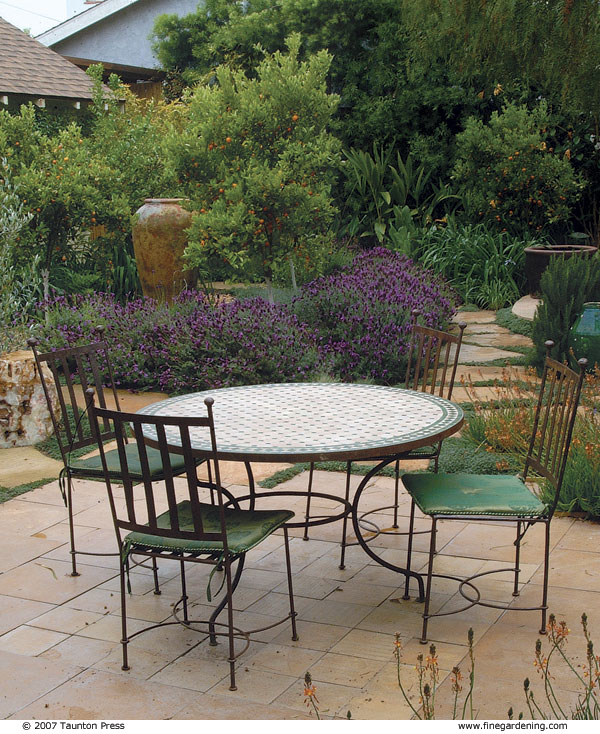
xmin=34 ymin=291 xmax=322 ymax=393
xmin=293 ymin=247 xmax=456 ymax=383
xmin=453 ymin=102 xmax=582 ymax=235
xmin=33 ymin=249 xmax=455 ymax=390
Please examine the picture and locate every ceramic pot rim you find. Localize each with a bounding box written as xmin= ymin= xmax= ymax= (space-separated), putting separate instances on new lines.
xmin=524 ymin=244 xmax=598 ymax=256
xmin=143 ymin=198 xmax=188 ymax=204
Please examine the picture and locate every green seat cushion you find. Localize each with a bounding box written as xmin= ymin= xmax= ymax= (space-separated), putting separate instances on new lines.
xmin=402 ymin=472 xmax=547 ymax=517
xmin=125 ymin=500 xmax=294 ymax=555
xmin=69 ymin=443 xmax=192 ymax=481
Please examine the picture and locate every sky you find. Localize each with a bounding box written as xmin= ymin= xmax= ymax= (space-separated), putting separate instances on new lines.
xmin=0 ymin=0 xmax=69 ymax=36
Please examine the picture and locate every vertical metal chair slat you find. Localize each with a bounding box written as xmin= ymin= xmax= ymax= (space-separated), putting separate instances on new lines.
xmin=114 ymin=416 xmax=136 ymax=526
xmin=180 ymin=423 xmax=205 ymax=537
xmin=155 ymin=423 xmax=179 ymax=533
xmin=428 ymin=337 xmax=443 ymax=395
xmin=544 ymin=370 xmax=565 ymax=470
xmin=535 ymin=365 xmax=558 ymax=465
xmin=48 ymin=361 xmax=73 ymax=455
xmin=133 ymin=421 xmax=157 ymax=528
xmin=547 ymin=371 xmax=567 ymax=476
xmin=59 ymin=354 xmax=84 ymax=444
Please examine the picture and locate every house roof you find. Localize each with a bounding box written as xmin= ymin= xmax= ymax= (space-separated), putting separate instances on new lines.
xmin=0 ymin=17 xmax=102 ymax=100
xmin=37 ymin=0 xmax=141 ymax=46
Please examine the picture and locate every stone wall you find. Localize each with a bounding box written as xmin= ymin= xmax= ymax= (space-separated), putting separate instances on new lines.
xmin=0 ymin=350 xmax=58 ymax=448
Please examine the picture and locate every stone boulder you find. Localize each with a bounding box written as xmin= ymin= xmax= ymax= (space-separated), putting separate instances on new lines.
xmin=0 ymin=350 xmax=58 ymax=448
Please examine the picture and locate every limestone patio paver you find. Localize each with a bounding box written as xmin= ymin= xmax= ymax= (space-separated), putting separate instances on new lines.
xmin=0 ymin=469 xmax=598 ymax=719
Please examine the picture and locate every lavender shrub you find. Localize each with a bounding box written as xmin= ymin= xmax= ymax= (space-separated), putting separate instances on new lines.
xmin=34 ymin=248 xmax=455 ymax=391
xmin=35 ymin=291 xmax=323 ymax=393
xmin=293 ymin=247 xmax=457 ymax=383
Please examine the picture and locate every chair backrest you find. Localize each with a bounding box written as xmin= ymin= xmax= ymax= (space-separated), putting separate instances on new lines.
xmin=28 ymin=328 xmax=123 ymax=465
xmin=404 ymin=310 xmax=467 ymax=399
xmin=524 ymin=340 xmax=587 ymax=510
xmin=86 ymin=391 xmax=228 ymax=549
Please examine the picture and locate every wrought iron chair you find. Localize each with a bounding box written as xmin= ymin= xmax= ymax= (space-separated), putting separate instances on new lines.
xmin=401 ymin=341 xmax=587 ymax=642
xmin=86 ymin=390 xmax=298 ymax=691
xmin=335 ymin=311 xmax=467 ymax=569
xmin=28 ymin=329 xmax=206 ymax=578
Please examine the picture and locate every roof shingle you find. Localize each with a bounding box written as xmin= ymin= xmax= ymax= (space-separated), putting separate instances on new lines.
xmin=0 ymin=16 xmax=101 ymax=100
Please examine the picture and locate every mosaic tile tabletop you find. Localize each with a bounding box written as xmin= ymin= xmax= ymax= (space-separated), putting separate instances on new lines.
xmin=137 ymin=382 xmax=463 ymax=462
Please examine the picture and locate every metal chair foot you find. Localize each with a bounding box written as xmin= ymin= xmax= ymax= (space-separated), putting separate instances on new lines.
xmin=70 ymin=571 xmax=80 ymax=577
xmin=402 ymin=594 xmax=410 ymax=601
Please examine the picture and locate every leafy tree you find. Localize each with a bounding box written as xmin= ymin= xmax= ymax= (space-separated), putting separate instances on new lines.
xmin=402 ymin=0 xmax=600 ymax=236
xmin=87 ymin=64 xmax=181 ymax=209
xmin=0 ymin=104 xmax=129 ymax=303
xmin=152 ymin=0 xmax=483 ymax=172
xmin=452 ymin=102 xmax=582 ymax=236
xmin=402 ymin=0 xmax=600 ymax=123
xmin=164 ymin=36 xmax=341 ymax=300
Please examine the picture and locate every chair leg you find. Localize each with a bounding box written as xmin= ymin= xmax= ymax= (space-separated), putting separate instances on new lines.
xmin=339 ymin=461 xmax=352 ymax=570
xmin=283 ymin=526 xmax=299 ymax=641
xmin=303 ymin=463 xmax=315 ymax=541
xmin=513 ymin=521 xmax=522 ymax=597
xmin=152 ymin=556 xmax=161 ymax=595
xmin=66 ymin=475 xmax=79 ymax=577
xmin=180 ymin=559 xmax=188 ymax=623
xmin=119 ymin=555 xmax=130 ymax=671
xmin=403 ymin=498 xmax=417 ymax=600
xmin=224 ymin=554 xmax=237 ymax=691
xmin=209 ymin=555 xmax=245 ymax=645
xmin=392 ymin=460 xmax=400 ymax=529
xmin=539 ymin=521 xmax=551 ymax=634
xmin=420 ymin=517 xmax=437 ymax=644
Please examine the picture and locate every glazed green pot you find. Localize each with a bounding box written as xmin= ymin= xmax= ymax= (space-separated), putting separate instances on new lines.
xmin=570 ymin=302 xmax=600 ymax=370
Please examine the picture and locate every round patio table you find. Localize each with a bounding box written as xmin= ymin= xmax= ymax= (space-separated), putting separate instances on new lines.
xmin=138 ymin=382 xmax=464 ymax=594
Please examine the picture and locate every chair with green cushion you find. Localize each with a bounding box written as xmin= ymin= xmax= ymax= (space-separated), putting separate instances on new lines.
xmin=401 ymin=340 xmax=587 ymax=643
xmin=86 ymin=390 xmax=298 ymax=691
xmin=28 ymin=331 xmax=207 ymax=579
xmin=337 ymin=310 xmax=466 ymax=569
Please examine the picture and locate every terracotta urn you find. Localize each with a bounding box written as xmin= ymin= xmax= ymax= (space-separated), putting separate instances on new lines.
xmin=132 ymin=198 xmax=195 ymax=300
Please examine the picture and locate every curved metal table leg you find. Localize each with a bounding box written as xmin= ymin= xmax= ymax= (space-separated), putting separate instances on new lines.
xmin=351 ymin=455 xmax=425 ymax=601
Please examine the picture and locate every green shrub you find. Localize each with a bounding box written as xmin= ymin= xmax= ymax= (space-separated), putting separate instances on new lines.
xmin=531 ymin=253 xmax=600 ymax=368
xmin=342 ymin=144 xmax=458 ymax=252
xmin=164 ymin=35 xmax=341 ymax=301
xmin=0 ymin=171 xmax=42 ymax=352
xmin=453 ymin=102 xmax=582 ymax=236
xmin=415 ymin=221 xmax=537 ymax=309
